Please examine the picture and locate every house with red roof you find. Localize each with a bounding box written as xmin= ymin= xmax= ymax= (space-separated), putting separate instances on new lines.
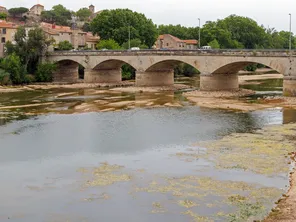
xmin=29 ymin=4 xmax=44 ymax=16
xmin=155 ymin=34 xmax=198 ymax=50
xmin=0 ymin=6 xmax=8 ymax=14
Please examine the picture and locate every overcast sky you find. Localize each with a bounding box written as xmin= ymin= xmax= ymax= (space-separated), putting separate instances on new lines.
xmin=1 ymin=0 xmax=295 ymax=33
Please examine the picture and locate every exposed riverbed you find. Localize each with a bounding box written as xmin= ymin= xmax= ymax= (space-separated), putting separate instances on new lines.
xmin=0 ymin=75 xmax=295 ymax=221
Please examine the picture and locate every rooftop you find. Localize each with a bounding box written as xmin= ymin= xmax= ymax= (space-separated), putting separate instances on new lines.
xmin=0 ymin=20 xmax=18 ymax=28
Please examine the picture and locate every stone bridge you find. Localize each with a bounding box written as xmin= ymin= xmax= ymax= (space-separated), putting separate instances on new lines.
xmin=46 ymin=49 xmax=296 ymax=96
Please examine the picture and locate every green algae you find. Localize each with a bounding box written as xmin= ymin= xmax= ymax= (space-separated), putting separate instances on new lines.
xmin=187 ymin=124 xmax=296 ymax=176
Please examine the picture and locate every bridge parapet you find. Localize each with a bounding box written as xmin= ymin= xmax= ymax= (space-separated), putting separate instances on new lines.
xmin=48 ymin=49 xmax=296 ymax=58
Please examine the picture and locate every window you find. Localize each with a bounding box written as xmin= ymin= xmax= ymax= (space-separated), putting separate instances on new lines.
xmin=1 ymin=37 xmax=5 ymax=43
xmin=2 ymin=28 xmax=6 ymax=34
xmin=166 ymin=43 xmax=169 ymax=46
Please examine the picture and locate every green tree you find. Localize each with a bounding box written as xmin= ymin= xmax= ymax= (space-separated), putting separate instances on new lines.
xmin=0 ymin=69 xmax=10 ymax=85
xmin=121 ymin=38 xmax=148 ymax=49
xmin=41 ymin=4 xmax=72 ymax=26
xmin=0 ymin=53 xmax=24 ymax=84
xmin=90 ymin=9 xmax=157 ymax=47
xmin=217 ymin=15 xmax=267 ymax=49
xmin=5 ymin=27 xmax=51 ymax=74
xmin=82 ymin=22 xmax=91 ymax=32
xmin=96 ymin=39 xmax=121 ymax=50
xmin=208 ymin=39 xmax=220 ymax=49
xmin=76 ymin=8 xmax=91 ymax=21
xmin=58 ymin=41 xmax=73 ymax=50
xmin=35 ymin=62 xmax=57 ymax=82
xmin=8 ymin=7 xmax=28 ymax=17
xmin=0 ymin=12 xmax=7 ymax=20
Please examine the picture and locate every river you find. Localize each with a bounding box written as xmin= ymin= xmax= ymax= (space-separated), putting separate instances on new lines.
xmin=0 ymin=78 xmax=296 ymax=221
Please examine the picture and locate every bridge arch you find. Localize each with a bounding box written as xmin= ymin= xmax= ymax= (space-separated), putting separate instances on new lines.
xmin=86 ymin=59 xmax=137 ymax=83
xmin=136 ymin=59 xmax=200 ymax=87
xmin=144 ymin=59 xmax=199 ymax=72
xmin=54 ymin=59 xmax=85 ymax=83
xmin=201 ymin=59 xmax=284 ymax=91
xmin=212 ymin=61 xmax=282 ymax=75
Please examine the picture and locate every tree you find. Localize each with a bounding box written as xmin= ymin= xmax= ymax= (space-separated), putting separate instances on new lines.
xmin=96 ymin=39 xmax=121 ymax=50
xmin=0 ymin=12 xmax=7 ymax=20
xmin=58 ymin=41 xmax=73 ymax=50
xmin=5 ymin=27 xmax=51 ymax=74
xmin=82 ymin=23 xmax=91 ymax=32
xmin=0 ymin=53 xmax=24 ymax=84
xmin=208 ymin=39 xmax=220 ymax=49
xmin=217 ymin=15 xmax=267 ymax=49
xmin=90 ymin=9 xmax=157 ymax=47
xmin=41 ymin=4 xmax=72 ymax=26
xmin=121 ymin=38 xmax=148 ymax=49
xmin=35 ymin=62 xmax=57 ymax=82
xmin=8 ymin=7 xmax=28 ymax=18
xmin=76 ymin=8 xmax=91 ymax=21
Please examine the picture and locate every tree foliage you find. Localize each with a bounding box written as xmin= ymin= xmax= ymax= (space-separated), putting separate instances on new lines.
xmin=0 ymin=53 xmax=24 ymax=84
xmin=8 ymin=7 xmax=28 ymax=17
xmin=5 ymin=27 xmax=51 ymax=74
xmin=121 ymin=38 xmax=148 ymax=49
xmin=35 ymin=62 xmax=57 ymax=82
xmin=76 ymin=8 xmax=91 ymax=21
xmin=0 ymin=12 xmax=7 ymax=20
xmin=90 ymin=9 xmax=157 ymax=47
xmin=96 ymin=39 xmax=121 ymax=50
xmin=58 ymin=41 xmax=73 ymax=50
xmin=41 ymin=4 xmax=72 ymax=26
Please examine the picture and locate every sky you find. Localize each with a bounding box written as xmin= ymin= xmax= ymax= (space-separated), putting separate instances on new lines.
xmin=1 ymin=0 xmax=295 ymax=33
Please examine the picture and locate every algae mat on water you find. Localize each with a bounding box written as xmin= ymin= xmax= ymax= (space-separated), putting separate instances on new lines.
xmin=188 ymin=123 xmax=296 ymax=176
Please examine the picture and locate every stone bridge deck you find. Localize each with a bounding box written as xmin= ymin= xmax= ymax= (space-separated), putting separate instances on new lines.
xmin=46 ymin=49 xmax=296 ymax=96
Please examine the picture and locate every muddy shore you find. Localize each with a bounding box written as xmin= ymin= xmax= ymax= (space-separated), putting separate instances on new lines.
xmin=264 ymin=153 xmax=296 ymax=222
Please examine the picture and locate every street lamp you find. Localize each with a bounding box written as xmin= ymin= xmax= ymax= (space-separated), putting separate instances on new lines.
xmin=289 ymin=13 xmax=292 ymax=52
xmin=198 ymin=18 xmax=201 ymax=48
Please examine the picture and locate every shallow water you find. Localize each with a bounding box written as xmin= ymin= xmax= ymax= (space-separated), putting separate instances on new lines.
xmin=0 ymin=78 xmax=295 ymax=222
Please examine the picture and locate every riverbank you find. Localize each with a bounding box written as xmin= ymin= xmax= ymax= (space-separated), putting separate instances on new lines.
xmin=183 ymin=89 xmax=296 ymax=111
xmin=264 ymin=152 xmax=296 ymax=222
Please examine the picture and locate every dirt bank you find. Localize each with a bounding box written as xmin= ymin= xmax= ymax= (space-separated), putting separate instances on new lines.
xmin=0 ymin=82 xmax=134 ymax=93
xmin=239 ymin=74 xmax=283 ymax=84
xmin=183 ymin=90 xmax=296 ymax=111
xmin=110 ymin=84 xmax=191 ymax=93
xmin=264 ymin=152 xmax=296 ymax=222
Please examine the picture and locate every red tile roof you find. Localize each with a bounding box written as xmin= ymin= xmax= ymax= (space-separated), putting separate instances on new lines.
xmin=0 ymin=6 xmax=7 ymax=9
xmin=0 ymin=20 xmax=18 ymax=28
xmin=86 ymin=32 xmax=100 ymax=42
xmin=184 ymin=39 xmax=198 ymax=45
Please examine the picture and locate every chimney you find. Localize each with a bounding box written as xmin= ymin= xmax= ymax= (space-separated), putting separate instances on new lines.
xmin=52 ymin=23 xmax=56 ymax=29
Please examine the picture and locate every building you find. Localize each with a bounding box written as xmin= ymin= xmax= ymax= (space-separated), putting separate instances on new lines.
xmin=0 ymin=20 xmax=18 ymax=57
xmin=89 ymin=5 xmax=102 ymax=20
xmin=40 ymin=22 xmax=99 ymax=50
xmin=0 ymin=6 xmax=8 ymax=14
xmin=155 ymin=34 xmax=198 ymax=50
xmin=29 ymin=4 xmax=44 ymax=16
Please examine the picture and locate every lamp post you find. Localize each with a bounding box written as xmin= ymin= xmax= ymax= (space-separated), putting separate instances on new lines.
xmin=289 ymin=13 xmax=292 ymax=52
xmin=198 ymin=18 xmax=201 ymax=48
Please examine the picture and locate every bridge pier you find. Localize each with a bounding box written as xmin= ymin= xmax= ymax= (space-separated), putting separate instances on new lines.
xmin=136 ymin=70 xmax=174 ymax=87
xmin=84 ymin=69 xmax=122 ymax=83
xmin=283 ymin=77 xmax=296 ymax=96
xmin=200 ymin=74 xmax=239 ymax=91
xmin=53 ymin=61 xmax=79 ymax=83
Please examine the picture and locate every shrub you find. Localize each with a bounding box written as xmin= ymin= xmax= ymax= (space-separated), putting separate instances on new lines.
xmin=24 ymin=74 xmax=36 ymax=84
xmin=35 ymin=62 xmax=57 ymax=82
xmin=0 ymin=69 xmax=11 ymax=85
xmin=0 ymin=53 xmax=24 ymax=84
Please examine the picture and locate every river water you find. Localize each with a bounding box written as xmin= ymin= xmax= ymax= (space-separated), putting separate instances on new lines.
xmin=0 ymin=78 xmax=296 ymax=222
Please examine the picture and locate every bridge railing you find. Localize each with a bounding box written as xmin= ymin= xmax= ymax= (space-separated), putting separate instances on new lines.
xmin=48 ymin=49 xmax=296 ymax=56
